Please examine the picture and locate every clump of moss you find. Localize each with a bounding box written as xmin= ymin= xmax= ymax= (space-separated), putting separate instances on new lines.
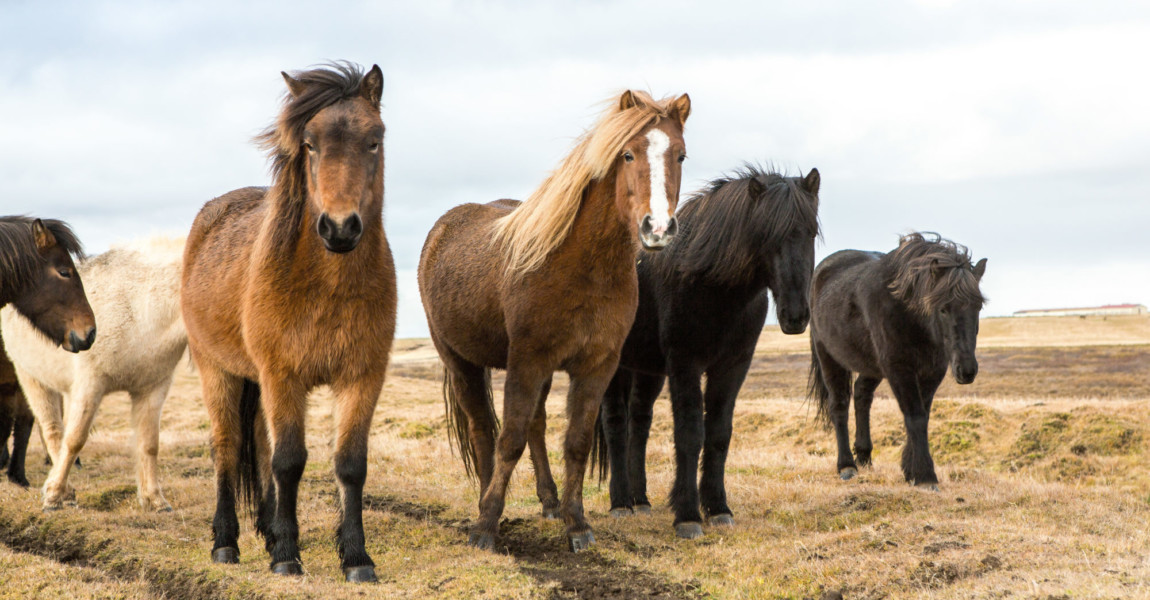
xmin=79 ymin=485 xmax=136 ymax=512
xmin=1044 ymin=456 xmax=1097 ymax=481
xmin=1006 ymin=412 xmax=1072 ymax=468
xmin=1071 ymin=414 xmax=1142 ymax=456
xmin=399 ymin=421 xmax=437 ymax=439
xmin=932 ymin=420 xmax=981 ymax=460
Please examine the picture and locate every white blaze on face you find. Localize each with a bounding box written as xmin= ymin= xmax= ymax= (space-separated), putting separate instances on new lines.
xmin=644 ymin=128 xmax=671 ymax=233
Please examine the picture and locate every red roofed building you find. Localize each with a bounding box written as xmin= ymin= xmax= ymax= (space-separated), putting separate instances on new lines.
xmin=1013 ymin=304 xmax=1148 ymax=317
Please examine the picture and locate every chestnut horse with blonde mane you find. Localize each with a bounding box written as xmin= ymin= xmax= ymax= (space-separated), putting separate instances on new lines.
xmin=181 ymin=63 xmax=396 ymax=583
xmin=419 ymin=90 xmax=691 ymax=552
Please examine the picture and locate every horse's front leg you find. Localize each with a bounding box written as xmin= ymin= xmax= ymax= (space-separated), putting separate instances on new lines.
xmin=666 ymin=360 xmax=706 ymax=539
xmin=699 ymin=353 xmax=753 ymax=526
xmin=471 ymin=360 xmax=548 ymax=550
xmin=885 ymin=368 xmax=938 ymax=489
xmin=260 ymin=373 xmax=309 ymax=575
xmin=331 ymin=373 xmax=385 ymax=583
xmin=561 ymin=359 xmax=618 ymax=551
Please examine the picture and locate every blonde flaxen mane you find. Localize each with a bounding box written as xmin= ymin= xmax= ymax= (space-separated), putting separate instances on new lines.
xmin=492 ymin=91 xmax=680 ymax=277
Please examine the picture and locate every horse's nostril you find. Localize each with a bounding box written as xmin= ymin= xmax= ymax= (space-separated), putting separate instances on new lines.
xmin=345 ymin=213 xmax=363 ymax=238
xmin=639 ymin=215 xmax=654 ymax=236
xmin=317 ymin=213 xmax=335 ymax=239
xmin=85 ymin=326 xmax=97 ymax=347
xmin=666 ymin=216 xmax=678 ymax=238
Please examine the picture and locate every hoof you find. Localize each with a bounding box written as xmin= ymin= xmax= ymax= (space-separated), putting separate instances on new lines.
xmin=707 ymin=514 xmax=734 ymax=527
xmin=468 ymin=531 xmax=495 ymax=551
xmin=839 ymin=467 xmax=858 ymax=481
xmin=344 ymin=565 xmax=378 ymax=583
xmin=212 ymin=547 xmax=239 ymax=564
xmin=541 ymin=506 xmax=561 ymax=520
xmin=42 ymin=503 xmax=62 ymax=513
xmin=271 ymin=560 xmax=303 ymax=576
xmin=609 ymin=507 xmax=633 ymax=518
xmin=567 ymin=529 xmax=595 ymax=552
xmin=675 ymin=522 xmax=704 ymax=539
xmin=9 ymin=477 xmax=30 ymax=488
xmin=157 ymin=505 xmax=173 ymax=513
xmin=915 ymin=482 xmax=940 ymax=492
xmin=633 ymin=503 xmax=652 ymax=515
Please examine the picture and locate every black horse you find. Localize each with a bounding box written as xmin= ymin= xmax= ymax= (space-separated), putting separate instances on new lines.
xmin=577 ymin=166 xmax=820 ymax=539
xmin=808 ymin=232 xmax=986 ymax=489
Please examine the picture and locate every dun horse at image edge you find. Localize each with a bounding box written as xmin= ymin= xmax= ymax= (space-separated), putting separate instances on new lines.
xmin=809 ymin=232 xmax=988 ymax=489
xmin=419 ymin=89 xmax=690 ymax=552
xmin=180 ymin=62 xmax=397 ymax=583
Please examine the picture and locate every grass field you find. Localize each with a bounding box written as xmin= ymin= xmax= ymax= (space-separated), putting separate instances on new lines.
xmin=0 ymin=315 xmax=1148 ymax=599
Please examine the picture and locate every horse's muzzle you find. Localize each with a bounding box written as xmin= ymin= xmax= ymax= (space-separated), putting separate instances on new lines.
xmin=953 ymin=358 xmax=978 ymax=384
xmin=318 ymin=212 xmax=364 ymax=253
xmin=639 ymin=214 xmax=677 ymax=251
xmin=64 ymin=326 xmax=96 ymax=353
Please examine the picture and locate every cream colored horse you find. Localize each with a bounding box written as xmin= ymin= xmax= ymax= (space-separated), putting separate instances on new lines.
xmin=1 ymin=236 xmax=186 ymax=511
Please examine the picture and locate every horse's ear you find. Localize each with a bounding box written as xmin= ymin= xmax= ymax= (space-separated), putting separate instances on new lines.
xmin=973 ymin=258 xmax=987 ymax=280
xmin=670 ymin=93 xmax=691 ymax=128
xmin=282 ymin=71 xmax=307 ymax=98
xmin=747 ymin=177 xmax=766 ymax=198
xmin=361 ymin=64 xmax=384 ymax=107
xmin=619 ymin=90 xmax=637 ymax=111
xmin=31 ymin=219 xmax=57 ymax=252
xmin=803 ymin=168 xmax=820 ymax=195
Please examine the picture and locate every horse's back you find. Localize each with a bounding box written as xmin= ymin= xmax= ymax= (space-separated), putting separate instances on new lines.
xmin=810 ymin=250 xmax=887 ymax=376
xmin=419 ymin=202 xmax=514 ymax=369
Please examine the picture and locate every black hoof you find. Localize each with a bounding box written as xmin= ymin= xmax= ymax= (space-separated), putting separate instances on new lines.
xmin=633 ymin=503 xmax=652 ymax=515
xmin=9 ymin=477 xmax=30 ymax=488
xmin=468 ymin=531 xmax=495 ymax=551
xmin=675 ymin=522 xmax=704 ymax=539
xmin=567 ymin=529 xmax=595 ymax=552
xmin=915 ymin=482 xmax=940 ymax=492
xmin=211 ymin=547 xmax=239 ymax=564
xmin=271 ymin=560 xmax=303 ymax=576
xmin=541 ymin=506 xmax=561 ymax=520
xmin=344 ymin=565 xmax=378 ymax=583
xmin=707 ymin=513 xmax=734 ymax=527
xmin=839 ymin=467 xmax=858 ymax=481
xmin=609 ymin=507 xmax=633 ymax=518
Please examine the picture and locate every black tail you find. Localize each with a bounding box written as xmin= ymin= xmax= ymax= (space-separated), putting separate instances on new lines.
xmin=588 ymin=410 xmax=609 ymax=484
xmin=443 ymin=367 xmax=497 ymax=482
xmin=237 ymin=378 xmax=262 ymax=516
xmin=808 ymin=338 xmax=833 ymax=430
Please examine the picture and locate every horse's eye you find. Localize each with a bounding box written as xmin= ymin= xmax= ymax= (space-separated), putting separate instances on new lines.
xmin=368 ymin=142 xmax=380 ymax=153
xmin=677 ymin=154 xmax=686 ymax=164
xmin=623 ymin=152 xmax=634 ymax=163
xmin=303 ymin=141 xmax=316 ymax=153
xmin=57 ymin=269 xmax=71 ymax=279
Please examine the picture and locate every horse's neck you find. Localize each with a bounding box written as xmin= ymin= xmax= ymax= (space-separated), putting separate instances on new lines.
xmin=553 ymin=174 xmax=635 ymax=282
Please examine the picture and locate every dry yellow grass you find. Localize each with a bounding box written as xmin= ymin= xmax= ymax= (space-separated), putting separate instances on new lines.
xmin=0 ymin=316 xmax=1148 ymax=599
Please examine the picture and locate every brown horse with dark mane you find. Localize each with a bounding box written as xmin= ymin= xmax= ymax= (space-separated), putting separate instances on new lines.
xmin=419 ymin=90 xmax=691 ymax=552
xmin=181 ymin=63 xmax=396 ymax=582
xmin=0 ymin=217 xmax=95 ymax=487
xmin=808 ymin=232 xmax=987 ymax=489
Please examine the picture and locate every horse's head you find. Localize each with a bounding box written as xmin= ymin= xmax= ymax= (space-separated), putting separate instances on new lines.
xmin=613 ymin=91 xmax=690 ymax=251
xmin=760 ymin=169 xmax=820 ymax=334
xmin=938 ymin=258 xmax=987 ymax=384
xmin=9 ymin=219 xmax=96 ymax=352
xmin=280 ymin=64 xmax=385 ymax=254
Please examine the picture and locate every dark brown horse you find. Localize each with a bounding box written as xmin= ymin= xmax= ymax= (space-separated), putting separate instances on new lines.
xmin=419 ymin=90 xmax=691 ymax=552
xmin=808 ymin=232 xmax=987 ymax=489
xmin=181 ymin=63 xmax=396 ymax=582
xmin=0 ymin=217 xmax=95 ymax=352
xmin=0 ymin=336 xmax=34 ymax=486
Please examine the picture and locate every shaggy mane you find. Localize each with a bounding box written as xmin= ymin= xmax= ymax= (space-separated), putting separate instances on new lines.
xmin=887 ymin=232 xmax=986 ymax=315
xmin=0 ymin=216 xmax=85 ymax=298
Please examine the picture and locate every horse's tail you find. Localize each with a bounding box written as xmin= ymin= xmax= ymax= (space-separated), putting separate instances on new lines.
xmin=236 ymin=378 xmax=262 ymax=516
xmin=443 ymin=366 xmax=497 ymax=482
xmin=588 ymin=410 xmax=609 ymax=484
xmin=808 ymin=338 xmax=833 ymax=430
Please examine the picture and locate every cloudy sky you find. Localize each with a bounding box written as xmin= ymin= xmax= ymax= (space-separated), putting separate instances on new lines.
xmin=2 ymin=0 xmax=1148 ymax=337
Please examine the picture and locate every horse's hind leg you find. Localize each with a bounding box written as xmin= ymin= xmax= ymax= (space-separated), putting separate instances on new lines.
xmin=626 ymin=372 xmax=664 ymax=513
xmin=852 ymin=376 xmax=881 ymax=467
xmin=130 ymin=379 xmax=173 ymax=512
xmin=7 ymin=392 xmax=33 ymax=487
xmin=0 ymin=392 xmax=13 ymax=470
xmin=198 ymin=362 xmax=245 ymax=564
xmin=440 ymin=348 xmax=498 ymax=493
xmin=700 ymin=353 xmax=753 ymax=527
xmin=599 ymin=369 xmax=633 ymax=516
xmin=331 ymin=373 xmax=386 ymax=583
xmin=527 ymin=376 xmax=560 ymax=519
xmin=813 ymin=344 xmax=856 ymax=481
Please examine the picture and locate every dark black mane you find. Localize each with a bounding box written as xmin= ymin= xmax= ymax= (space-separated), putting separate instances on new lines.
xmin=673 ymin=165 xmax=820 ymax=285
xmin=0 ymin=216 xmax=85 ymax=296
xmin=886 ymin=232 xmax=987 ymax=315
xmin=255 ymin=61 xmax=373 ymax=204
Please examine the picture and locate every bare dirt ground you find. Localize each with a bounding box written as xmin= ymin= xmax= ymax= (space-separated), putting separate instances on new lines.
xmin=1 ymin=315 xmax=1148 ymax=599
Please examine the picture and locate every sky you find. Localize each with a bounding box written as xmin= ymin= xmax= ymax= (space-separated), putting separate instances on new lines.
xmin=2 ymin=0 xmax=1148 ymax=338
